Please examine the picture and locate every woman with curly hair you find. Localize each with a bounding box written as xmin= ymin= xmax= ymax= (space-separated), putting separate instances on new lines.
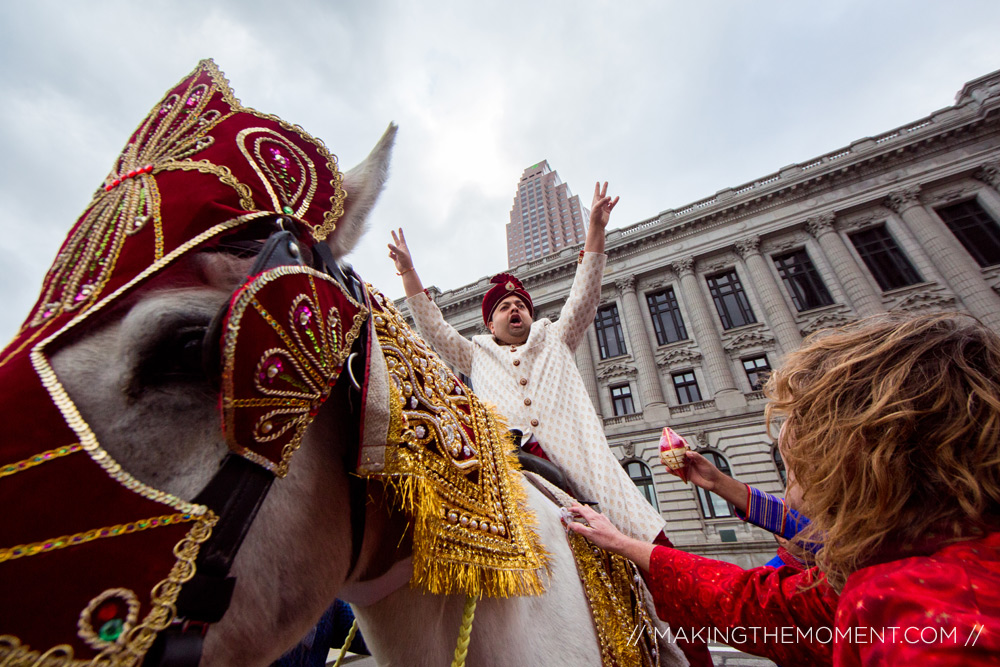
xmin=570 ymin=312 xmax=1000 ymax=665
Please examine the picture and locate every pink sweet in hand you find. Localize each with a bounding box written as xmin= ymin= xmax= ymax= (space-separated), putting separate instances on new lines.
xmin=659 ymin=427 xmax=691 ymax=482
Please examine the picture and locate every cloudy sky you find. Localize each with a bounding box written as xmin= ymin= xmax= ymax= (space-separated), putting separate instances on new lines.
xmin=2 ymin=1 xmax=1000 ymax=343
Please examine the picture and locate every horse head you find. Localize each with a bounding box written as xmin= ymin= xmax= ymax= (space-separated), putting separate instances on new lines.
xmin=0 ymin=59 xmax=396 ymax=666
xmin=0 ymin=60 xmax=684 ymax=667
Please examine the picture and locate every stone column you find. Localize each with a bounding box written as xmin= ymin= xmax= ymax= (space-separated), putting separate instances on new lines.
xmin=885 ymin=185 xmax=1000 ymax=329
xmin=672 ymin=257 xmax=745 ymax=410
xmin=974 ymin=161 xmax=1000 ymax=192
xmin=974 ymin=161 xmax=1000 ymax=222
xmin=734 ymin=235 xmax=802 ymax=356
xmin=615 ymin=275 xmax=666 ymax=409
xmin=805 ymin=213 xmax=885 ymax=317
xmin=575 ymin=329 xmax=603 ymax=417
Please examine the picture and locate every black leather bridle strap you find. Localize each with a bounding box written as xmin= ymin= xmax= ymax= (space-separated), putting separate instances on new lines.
xmin=145 ymin=221 xmax=367 ymax=666
xmin=185 ymin=453 xmax=275 ymax=607
xmin=143 ymin=455 xmax=274 ymax=667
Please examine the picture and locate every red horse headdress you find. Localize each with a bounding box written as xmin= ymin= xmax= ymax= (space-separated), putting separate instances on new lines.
xmin=0 ymin=59 xmax=356 ymax=664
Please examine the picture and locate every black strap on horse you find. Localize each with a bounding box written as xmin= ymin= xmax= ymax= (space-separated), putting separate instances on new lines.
xmin=144 ymin=218 xmax=368 ymax=666
xmin=511 ymin=429 xmax=599 ymax=506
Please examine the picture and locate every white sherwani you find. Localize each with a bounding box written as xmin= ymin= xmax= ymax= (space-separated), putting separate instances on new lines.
xmin=407 ymin=253 xmax=666 ymax=542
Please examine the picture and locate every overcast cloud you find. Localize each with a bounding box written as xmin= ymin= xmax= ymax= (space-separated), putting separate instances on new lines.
xmin=3 ymin=1 xmax=1000 ymax=343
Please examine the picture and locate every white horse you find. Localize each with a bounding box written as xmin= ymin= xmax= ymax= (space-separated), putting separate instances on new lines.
xmin=43 ymin=125 xmax=684 ymax=667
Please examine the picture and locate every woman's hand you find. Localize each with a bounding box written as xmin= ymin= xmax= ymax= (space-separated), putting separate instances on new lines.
xmin=566 ymin=503 xmax=628 ymax=552
xmin=566 ymin=503 xmax=655 ymax=572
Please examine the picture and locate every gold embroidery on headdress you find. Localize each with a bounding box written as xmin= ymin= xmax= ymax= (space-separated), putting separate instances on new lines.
xmin=29 ymin=74 xmax=242 ymax=328
xmin=237 ymin=128 xmax=320 ymax=219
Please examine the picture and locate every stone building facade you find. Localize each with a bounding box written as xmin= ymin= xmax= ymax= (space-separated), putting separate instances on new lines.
xmin=399 ymin=69 xmax=1000 ymax=568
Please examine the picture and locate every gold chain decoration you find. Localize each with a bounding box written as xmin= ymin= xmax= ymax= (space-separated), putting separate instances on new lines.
xmin=0 ymin=513 xmax=216 ymax=667
xmin=365 ymin=285 xmax=548 ymax=598
xmin=0 ymin=444 xmax=82 ymax=478
xmin=112 ymin=512 xmax=217 ymax=665
xmin=77 ymin=588 xmax=141 ymax=651
xmin=0 ymin=512 xmax=203 ymax=564
xmin=0 ymin=636 xmax=89 ymax=667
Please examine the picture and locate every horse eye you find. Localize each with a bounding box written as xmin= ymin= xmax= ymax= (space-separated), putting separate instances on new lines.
xmin=132 ymin=326 xmax=209 ymax=393
xmin=177 ymin=332 xmax=205 ymax=374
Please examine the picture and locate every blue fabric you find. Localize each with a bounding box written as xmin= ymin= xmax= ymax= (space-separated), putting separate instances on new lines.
xmin=273 ymin=600 xmax=368 ymax=667
xmin=765 ymin=554 xmax=785 ymax=568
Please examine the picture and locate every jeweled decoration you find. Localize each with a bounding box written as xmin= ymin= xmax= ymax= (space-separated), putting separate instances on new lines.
xmin=364 ymin=284 xmax=548 ymax=598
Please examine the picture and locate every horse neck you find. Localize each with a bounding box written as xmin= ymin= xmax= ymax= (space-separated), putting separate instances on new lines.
xmin=344 ymin=482 xmax=414 ymax=587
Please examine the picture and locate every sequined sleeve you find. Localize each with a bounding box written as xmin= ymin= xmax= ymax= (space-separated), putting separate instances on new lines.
xmin=405 ymin=292 xmax=474 ymax=375
xmin=552 ymin=252 xmax=606 ymax=352
xmin=647 ymin=545 xmax=838 ymax=666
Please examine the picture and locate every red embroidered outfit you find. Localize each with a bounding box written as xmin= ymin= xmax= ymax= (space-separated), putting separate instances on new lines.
xmin=834 ymin=531 xmax=1000 ymax=666
xmin=645 ymin=531 xmax=1000 ymax=666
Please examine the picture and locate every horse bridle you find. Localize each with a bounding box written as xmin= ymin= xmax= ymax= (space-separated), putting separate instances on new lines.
xmin=144 ymin=216 xmax=369 ymax=667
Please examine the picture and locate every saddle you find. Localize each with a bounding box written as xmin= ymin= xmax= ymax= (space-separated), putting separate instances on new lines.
xmin=509 ymin=430 xmax=599 ymax=508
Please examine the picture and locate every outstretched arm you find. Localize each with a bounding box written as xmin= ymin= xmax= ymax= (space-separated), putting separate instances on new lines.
xmin=583 ymin=181 xmax=619 ymax=254
xmin=566 ymin=504 xmax=654 ymax=572
xmin=567 ymin=505 xmax=837 ymax=666
xmin=388 ymin=228 xmax=425 ymax=298
xmin=682 ymin=450 xmax=749 ymax=508
xmin=390 ymin=227 xmax=474 ymax=373
xmin=552 ymin=182 xmax=617 ymax=349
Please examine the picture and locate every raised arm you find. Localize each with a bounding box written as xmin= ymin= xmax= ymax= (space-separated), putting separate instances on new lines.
xmin=390 ymin=227 xmax=474 ymax=373
xmin=388 ymin=228 xmax=425 ymax=298
xmin=583 ymin=181 xmax=618 ymax=254
xmin=552 ymin=182 xmax=617 ymax=350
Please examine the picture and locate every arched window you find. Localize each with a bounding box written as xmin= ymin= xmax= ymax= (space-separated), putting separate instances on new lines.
xmin=772 ymin=445 xmax=787 ymax=486
xmin=696 ymin=451 xmax=734 ymax=518
xmin=623 ymin=460 xmax=659 ymax=511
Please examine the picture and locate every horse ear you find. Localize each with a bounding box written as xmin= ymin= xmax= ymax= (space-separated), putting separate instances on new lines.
xmin=325 ymin=123 xmax=397 ymax=259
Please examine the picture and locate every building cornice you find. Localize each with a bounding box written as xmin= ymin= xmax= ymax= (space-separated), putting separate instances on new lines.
xmin=411 ymin=71 xmax=1000 ymax=312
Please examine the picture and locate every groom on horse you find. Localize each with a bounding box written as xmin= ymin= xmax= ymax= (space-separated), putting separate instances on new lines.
xmin=387 ymin=183 xmax=667 ymax=545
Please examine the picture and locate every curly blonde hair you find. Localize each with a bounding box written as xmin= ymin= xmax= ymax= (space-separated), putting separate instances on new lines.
xmin=765 ymin=312 xmax=1000 ymax=590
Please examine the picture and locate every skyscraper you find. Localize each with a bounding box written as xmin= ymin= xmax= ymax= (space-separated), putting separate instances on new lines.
xmin=506 ymin=161 xmax=589 ymax=267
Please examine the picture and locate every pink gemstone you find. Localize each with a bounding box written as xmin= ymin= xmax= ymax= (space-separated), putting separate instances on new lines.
xmin=260 ymin=357 xmax=283 ymax=384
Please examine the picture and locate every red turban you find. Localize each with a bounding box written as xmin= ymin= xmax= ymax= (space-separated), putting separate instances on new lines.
xmin=482 ymin=273 xmax=533 ymax=325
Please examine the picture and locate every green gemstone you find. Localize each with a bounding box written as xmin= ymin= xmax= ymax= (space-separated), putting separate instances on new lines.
xmin=282 ymin=206 xmax=294 ymax=215
xmin=99 ymin=618 xmax=124 ymax=642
